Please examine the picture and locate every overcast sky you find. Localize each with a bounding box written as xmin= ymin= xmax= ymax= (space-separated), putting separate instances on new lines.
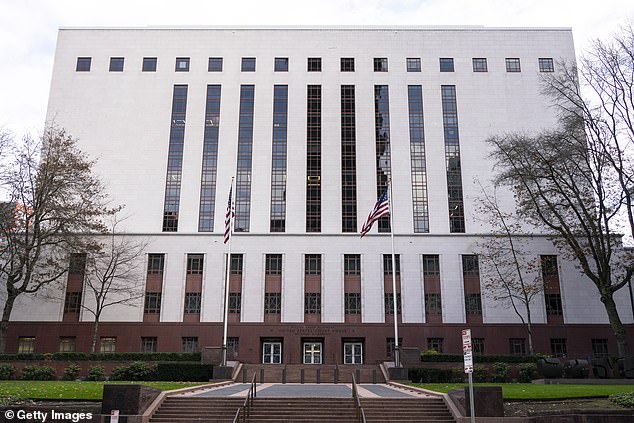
xmin=1 ymin=0 xmax=633 ymax=135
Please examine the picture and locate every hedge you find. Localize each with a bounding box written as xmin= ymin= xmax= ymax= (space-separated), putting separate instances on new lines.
xmin=420 ymin=354 xmax=541 ymax=363
xmin=0 ymin=352 xmax=201 ymax=362
xmin=155 ymin=362 xmax=213 ymax=382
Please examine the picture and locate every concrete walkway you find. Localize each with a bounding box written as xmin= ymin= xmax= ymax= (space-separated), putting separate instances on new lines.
xmin=181 ymin=383 xmax=439 ymax=399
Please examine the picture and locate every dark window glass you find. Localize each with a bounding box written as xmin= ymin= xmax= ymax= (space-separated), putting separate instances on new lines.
xmin=307 ymin=57 xmax=322 ymax=72
xmin=472 ymin=338 xmax=485 ymax=354
xmin=509 ymin=338 xmax=526 ymax=355
xmin=462 ymin=255 xmax=479 ymax=276
xmin=228 ymin=337 xmax=239 ymax=356
xmin=591 ymin=339 xmax=609 ymax=358
xmin=374 ymin=58 xmax=388 ymax=72
xmin=341 ymin=85 xmax=357 ymax=232
xmin=264 ymin=293 xmax=281 ymax=314
xmin=142 ymin=57 xmax=157 ymax=72
xmin=270 ymin=85 xmax=288 ymax=232
xmin=144 ymin=293 xmax=162 ymax=314
xmin=18 ymin=337 xmax=35 ymax=353
xmin=407 ymin=58 xmax=421 ymax=72
xmin=306 ymin=85 xmax=321 ymax=232
xmin=184 ymin=292 xmax=201 ymax=314
xmin=69 ymin=253 xmax=87 ymax=275
xmin=550 ymin=338 xmax=567 ymax=357
xmin=235 ymin=85 xmax=255 ymax=232
xmin=344 ymin=254 xmax=361 ymax=276
xmin=425 ymin=293 xmax=442 ymax=315
xmin=465 ymin=293 xmax=482 ymax=315
xmin=539 ymin=58 xmax=554 ymax=72
xmin=76 ymin=57 xmax=91 ymax=72
xmin=208 ymin=57 xmax=223 ymax=72
xmin=274 ymin=57 xmax=288 ymax=72
xmin=229 ymin=293 xmax=241 ymax=314
xmin=64 ymin=292 xmax=81 ymax=313
xmin=506 ymin=58 xmax=521 ymax=72
xmin=408 ymin=85 xmax=429 ymax=232
xmin=198 ymin=85 xmax=221 ymax=232
xmin=182 ymin=337 xmax=198 ymax=352
xmin=100 ymin=337 xmax=116 ymax=353
xmin=383 ymin=254 xmax=400 ymax=276
xmin=545 ymin=293 xmax=563 ymax=315
xmin=384 ymin=293 xmax=402 ymax=315
xmin=241 ymin=57 xmax=256 ymax=72
xmin=109 ymin=57 xmax=124 ymax=72
xmin=141 ymin=337 xmax=157 ymax=353
xmin=231 ymin=254 xmax=243 ymax=275
xmin=427 ymin=338 xmax=443 ymax=353
xmin=304 ymin=293 xmax=321 ymax=314
xmin=442 ymin=85 xmax=465 ymax=233
xmin=186 ymin=254 xmax=204 ymax=275
xmin=423 ymin=255 xmax=440 ymax=276
xmin=541 ymin=255 xmax=559 ymax=278
xmin=305 ymin=254 xmax=321 ymax=275
xmin=340 ymin=57 xmax=355 ymax=72
xmin=374 ymin=85 xmax=392 ymax=232
xmin=345 ymin=293 xmax=361 ymax=314
xmin=439 ymin=58 xmax=454 ymax=72
xmin=265 ymin=254 xmax=283 ymax=275
xmin=175 ymin=57 xmax=190 ymax=72
xmin=147 ymin=254 xmax=164 ymax=275
xmin=59 ymin=337 xmax=76 ymax=352
xmin=472 ymin=58 xmax=487 ymax=72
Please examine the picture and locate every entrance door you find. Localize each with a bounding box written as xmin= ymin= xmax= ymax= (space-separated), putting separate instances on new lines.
xmin=344 ymin=342 xmax=363 ymax=364
xmin=303 ymin=342 xmax=322 ymax=364
xmin=262 ymin=342 xmax=282 ymax=364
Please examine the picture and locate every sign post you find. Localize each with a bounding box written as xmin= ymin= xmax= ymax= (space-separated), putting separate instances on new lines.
xmin=462 ymin=329 xmax=475 ymax=423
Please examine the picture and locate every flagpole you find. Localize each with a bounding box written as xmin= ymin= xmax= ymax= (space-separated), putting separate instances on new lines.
xmin=387 ymin=176 xmax=401 ymax=368
xmin=221 ymin=177 xmax=234 ymax=367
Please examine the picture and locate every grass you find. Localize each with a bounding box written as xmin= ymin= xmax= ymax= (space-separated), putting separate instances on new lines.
xmin=0 ymin=381 xmax=209 ymax=401
xmin=410 ymin=383 xmax=634 ymax=400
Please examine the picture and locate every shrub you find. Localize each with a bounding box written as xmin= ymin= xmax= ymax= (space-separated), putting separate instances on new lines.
xmin=419 ymin=354 xmax=540 ymax=364
xmin=408 ymin=367 xmax=458 ymax=383
xmin=472 ymin=365 xmax=487 ymax=382
xmin=86 ymin=366 xmax=105 ymax=381
xmin=155 ymin=363 xmax=213 ymax=382
xmin=111 ymin=362 xmax=156 ymax=381
xmin=22 ymin=365 xmax=55 ymax=380
xmin=0 ymin=352 xmax=201 ymax=362
xmin=518 ymin=363 xmax=538 ymax=382
xmin=0 ymin=364 xmax=16 ymax=380
xmin=62 ymin=364 xmax=81 ymax=381
xmin=609 ymin=392 xmax=634 ymax=408
xmin=491 ymin=362 xmax=510 ymax=383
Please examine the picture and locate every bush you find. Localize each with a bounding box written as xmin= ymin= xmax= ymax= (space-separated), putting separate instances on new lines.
xmin=62 ymin=364 xmax=81 ymax=381
xmin=0 ymin=364 xmax=16 ymax=380
xmin=420 ymin=354 xmax=540 ymax=364
xmin=111 ymin=362 xmax=156 ymax=381
xmin=518 ymin=363 xmax=538 ymax=382
xmin=155 ymin=363 xmax=213 ymax=382
xmin=491 ymin=362 xmax=510 ymax=383
xmin=408 ymin=367 xmax=461 ymax=383
xmin=86 ymin=366 xmax=105 ymax=381
xmin=472 ymin=365 xmax=487 ymax=382
xmin=0 ymin=352 xmax=201 ymax=362
xmin=609 ymin=392 xmax=634 ymax=408
xmin=22 ymin=365 xmax=55 ymax=380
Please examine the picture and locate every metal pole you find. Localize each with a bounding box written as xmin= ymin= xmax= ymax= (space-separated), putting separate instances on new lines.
xmin=221 ymin=177 xmax=234 ymax=367
xmin=387 ymin=177 xmax=400 ymax=367
xmin=468 ymin=372 xmax=475 ymax=423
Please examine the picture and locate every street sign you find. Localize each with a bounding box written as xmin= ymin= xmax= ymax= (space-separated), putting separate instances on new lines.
xmin=462 ymin=329 xmax=473 ymax=374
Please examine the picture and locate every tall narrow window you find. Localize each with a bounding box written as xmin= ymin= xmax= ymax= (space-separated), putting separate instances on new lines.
xmin=184 ymin=254 xmax=203 ymax=322
xmin=144 ymin=253 xmax=164 ymax=322
xmin=162 ymin=85 xmax=188 ymax=232
xmin=198 ymin=85 xmax=221 ymax=232
xmin=442 ymin=85 xmax=465 ymax=233
xmin=383 ymin=254 xmax=401 ymax=323
xmin=265 ymin=254 xmax=282 ymax=322
xmin=270 ymin=85 xmax=288 ymax=232
xmin=408 ymin=85 xmax=429 ymax=233
xmin=341 ymin=85 xmax=357 ymax=232
xmin=542 ymin=255 xmax=563 ymax=323
xmin=344 ymin=254 xmax=361 ymax=323
xmin=228 ymin=253 xmax=243 ymax=321
xmin=304 ymin=254 xmax=322 ymax=322
xmin=462 ymin=255 xmax=482 ymax=323
xmin=423 ymin=254 xmax=442 ymax=323
xmin=306 ymin=85 xmax=322 ymax=232
xmin=374 ymin=85 xmax=391 ymax=232
xmin=64 ymin=253 xmax=86 ymax=322
xmin=235 ymin=85 xmax=255 ymax=232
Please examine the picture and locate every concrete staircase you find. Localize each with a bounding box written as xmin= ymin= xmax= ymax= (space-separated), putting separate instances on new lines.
xmin=361 ymin=398 xmax=456 ymax=422
xmin=149 ymin=396 xmax=244 ymax=422
xmin=239 ymin=364 xmax=385 ymax=384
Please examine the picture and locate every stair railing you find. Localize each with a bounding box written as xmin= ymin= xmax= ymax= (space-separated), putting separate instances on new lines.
xmin=233 ymin=373 xmax=257 ymax=423
xmin=351 ymin=373 xmax=367 ymax=423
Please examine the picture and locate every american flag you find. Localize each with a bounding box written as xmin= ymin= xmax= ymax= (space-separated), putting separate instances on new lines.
xmin=360 ymin=188 xmax=390 ymax=237
xmin=224 ymin=184 xmax=234 ymax=244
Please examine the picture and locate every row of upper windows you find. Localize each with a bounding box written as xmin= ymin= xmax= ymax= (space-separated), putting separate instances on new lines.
xmin=75 ymin=56 xmax=555 ymax=73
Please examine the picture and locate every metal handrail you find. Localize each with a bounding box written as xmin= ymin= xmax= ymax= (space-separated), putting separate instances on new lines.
xmin=351 ymin=373 xmax=367 ymax=423
xmin=233 ymin=373 xmax=257 ymax=423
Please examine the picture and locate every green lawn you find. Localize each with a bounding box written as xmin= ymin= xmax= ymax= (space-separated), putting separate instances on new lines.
xmin=410 ymin=383 xmax=634 ymax=400
xmin=0 ymin=381 xmax=209 ymax=401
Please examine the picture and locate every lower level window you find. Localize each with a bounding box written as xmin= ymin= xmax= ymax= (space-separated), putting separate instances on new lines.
xmin=262 ymin=341 xmax=282 ymax=364
xmin=228 ymin=337 xmax=239 ymax=356
xmin=182 ymin=336 xmax=199 ymax=353
xmin=18 ymin=337 xmax=35 ymax=353
xmin=427 ymin=338 xmax=444 ymax=353
xmin=59 ymin=337 xmax=76 ymax=352
xmin=509 ymin=338 xmax=526 ymax=355
xmin=591 ymin=338 xmax=608 ymax=358
xmin=141 ymin=337 xmax=158 ymax=353
xmin=550 ymin=338 xmax=567 ymax=357
xmin=344 ymin=342 xmax=363 ymax=364
xmin=100 ymin=337 xmax=116 ymax=353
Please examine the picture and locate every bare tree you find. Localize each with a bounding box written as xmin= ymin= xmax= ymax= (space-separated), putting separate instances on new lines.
xmin=0 ymin=127 xmax=112 ymax=352
xmin=78 ymin=215 xmax=147 ymax=353
xmin=475 ymin=184 xmax=543 ymax=354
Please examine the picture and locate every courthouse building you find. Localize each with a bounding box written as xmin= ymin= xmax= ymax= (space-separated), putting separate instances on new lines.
xmin=7 ymin=26 xmax=634 ymax=364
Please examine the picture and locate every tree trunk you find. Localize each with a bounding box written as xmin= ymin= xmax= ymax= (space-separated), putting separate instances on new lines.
xmin=601 ymin=292 xmax=629 ymax=357
xmin=91 ymin=318 xmax=100 ymax=353
xmin=0 ymin=294 xmax=17 ymax=353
